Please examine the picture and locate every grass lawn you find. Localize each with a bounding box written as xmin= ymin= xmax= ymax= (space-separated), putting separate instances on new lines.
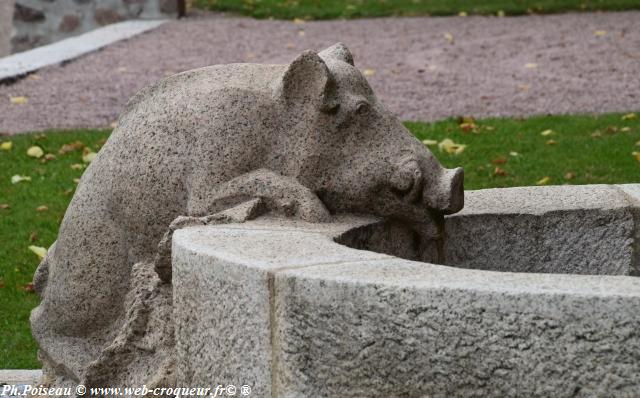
xmin=193 ymin=0 xmax=640 ymax=19
xmin=1 ymin=112 xmax=639 ymax=367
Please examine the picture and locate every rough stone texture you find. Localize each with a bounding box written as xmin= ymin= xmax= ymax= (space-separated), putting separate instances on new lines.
xmin=31 ymin=44 xmax=462 ymax=393
xmin=444 ymin=185 xmax=637 ymax=275
xmin=9 ymin=0 xmax=178 ymax=54
xmin=2 ymin=11 xmax=640 ymax=133
xmin=170 ymin=188 xmax=640 ymax=397
xmin=0 ymin=0 xmax=14 ymax=57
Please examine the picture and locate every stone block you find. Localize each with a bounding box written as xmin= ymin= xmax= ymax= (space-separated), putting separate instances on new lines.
xmin=444 ymin=185 xmax=637 ymax=275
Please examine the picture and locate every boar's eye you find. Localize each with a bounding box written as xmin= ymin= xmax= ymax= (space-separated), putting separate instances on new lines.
xmin=356 ymin=101 xmax=371 ymax=116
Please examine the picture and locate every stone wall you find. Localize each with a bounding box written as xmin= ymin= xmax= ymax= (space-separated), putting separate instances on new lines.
xmin=10 ymin=0 xmax=181 ymax=54
xmin=0 ymin=0 xmax=14 ymax=57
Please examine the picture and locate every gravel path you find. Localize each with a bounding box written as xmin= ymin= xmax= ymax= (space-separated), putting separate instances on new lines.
xmin=1 ymin=11 xmax=639 ymax=134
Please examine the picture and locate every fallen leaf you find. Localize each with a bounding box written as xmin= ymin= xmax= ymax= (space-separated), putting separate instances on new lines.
xmin=73 ymin=178 xmax=80 ymax=184
xmin=633 ymin=152 xmax=640 ymax=162
xmin=82 ymin=150 xmax=97 ymax=163
xmin=28 ymin=74 xmax=41 ymax=80
xmin=591 ymin=131 xmax=602 ymax=138
xmin=0 ymin=280 xmax=4 ymax=289
xmin=0 ymin=203 xmax=10 ymax=209
xmin=497 ymin=10 xmax=505 ymax=17
xmin=444 ymin=32 xmax=454 ymax=43
xmin=524 ymin=63 xmax=538 ymax=69
xmin=509 ymin=151 xmax=520 ymax=157
xmin=564 ymin=172 xmax=576 ymax=180
xmin=536 ymin=176 xmax=551 ymax=185
xmin=35 ymin=205 xmax=48 ymax=212
xmin=605 ymin=126 xmax=618 ymax=134
xmin=28 ymin=245 xmax=47 ymax=260
xmin=10 ymin=96 xmax=28 ymax=105
xmin=546 ymin=139 xmax=558 ymax=145
xmin=438 ymin=138 xmax=467 ymax=155
xmin=491 ymin=157 xmax=507 ymax=165
xmin=459 ymin=122 xmax=477 ymax=133
xmin=109 ymin=121 xmax=118 ymax=129
xmin=622 ymin=113 xmax=637 ymax=120
xmin=519 ymin=84 xmax=531 ymax=91
xmin=1 ymin=141 xmax=12 ymax=151
xmin=458 ymin=11 xmax=467 ymax=17
xmin=298 ymin=30 xmax=305 ymax=37
xmin=29 ymin=231 xmax=38 ymax=242
xmin=63 ymin=188 xmax=74 ymax=196
xmin=362 ymin=69 xmax=376 ymax=77
xmin=636 ymin=140 xmax=640 ymax=146
xmin=494 ymin=166 xmax=508 ymax=176
xmin=286 ymin=42 xmax=295 ymax=49
xmin=59 ymin=141 xmax=85 ymax=155
xmin=421 ymin=139 xmax=438 ymax=146
xmin=70 ymin=163 xmax=84 ymax=170
xmin=594 ymin=30 xmax=607 ymax=37
xmin=27 ymin=146 xmax=44 ymax=158
xmin=292 ymin=17 xmax=305 ymax=24
xmin=43 ymin=153 xmax=56 ymax=161
xmin=23 ymin=283 xmax=35 ymax=293
xmin=540 ymin=129 xmax=554 ymax=136
xmin=11 ymin=175 xmax=31 ymax=184
xmin=621 ymin=127 xmax=631 ymax=132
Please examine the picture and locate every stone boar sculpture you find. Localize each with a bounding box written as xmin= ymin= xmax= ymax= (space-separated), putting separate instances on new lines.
xmin=31 ymin=43 xmax=463 ymax=390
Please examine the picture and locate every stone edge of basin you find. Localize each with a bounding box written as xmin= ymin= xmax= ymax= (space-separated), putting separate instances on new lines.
xmin=172 ymin=184 xmax=640 ymax=396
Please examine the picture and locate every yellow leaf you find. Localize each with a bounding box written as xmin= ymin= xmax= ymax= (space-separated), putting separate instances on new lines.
xmin=444 ymin=32 xmax=454 ymax=43
xmin=70 ymin=163 xmax=84 ymax=170
xmin=524 ymin=63 xmax=538 ymax=69
xmin=422 ymin=139 xmax=438 ymax=146
xmin=11 ymin=175 xmax=31 ymax=184
xmin=73 ymin=178 xmax=80 ymax=184
xmin=10 ymin=96 xmax=28 ymax=105
xmin=509 ymin=151 xmax=519 ymax=157
xmin=594 ymin=30 xmax=607 ymax=37
xmin=362 ymin=69 xmax=376 ymax=77
xmin=591 ymin=131 xmax=602 ymax=138
xmin=635 ymin=140 xmax=640 ymax=146
xmin=633 ymin=152 xmax=640 ymax=162
xmin=27 ymin=146 xmax=44 ymax=158
xmin=545 ymin=139 xmax=557 ymax=145
xmin=536 ymin=176 xmax=551 ymax=185
xmin=458 ymin=11 xmax=467 ymax=17
xmin=438 ymin=138 xmax=467 ymax=155
xmin=28 ymin=245 xmax=47 ymax=260
xmin=497 ymin=10 xmax=505 ymax=17
xmin=564 ymin=172 xmax=576 ymax=180
xmin=292 ymin=18 xmax=305 ymax=24
xmin=540 ymin=129 xmax=554 ymax=136
xmin=622 ymin=113 xmax=637 ymax=120
xmin=82 ymin=151 xmax=97 ymax=163
xmin=620 ymin=127 xmax=631 ymax=132
xmin=1 ymin=141 xmax=12 ymax=151
xmin=35 ymin=205 xmax=48 ymax=212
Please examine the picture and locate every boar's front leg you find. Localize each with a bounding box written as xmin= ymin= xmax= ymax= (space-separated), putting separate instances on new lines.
xmin=154 ymin=169 xmax=331 ymax=282
xmin=189 ymin=168 xmax=331 ymax=223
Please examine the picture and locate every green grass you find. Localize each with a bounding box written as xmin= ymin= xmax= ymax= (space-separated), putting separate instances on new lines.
xmin=1 ymin=112 xmax=639 ymax=367
xmin=193 ymin=0 xmax=640 ymax=19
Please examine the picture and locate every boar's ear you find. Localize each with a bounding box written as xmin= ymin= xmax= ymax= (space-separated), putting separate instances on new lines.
xmin=278 ymin=50 xmax=334 ymax=108
xmin=318 ymin=42 xmax=354 ymax=66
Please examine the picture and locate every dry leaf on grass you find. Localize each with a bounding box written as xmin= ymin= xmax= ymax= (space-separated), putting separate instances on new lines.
xmin=540 ymin=129 xmax=554 ymax=136
xmin=622 ymin=113 xmax=636 ymax=120
xmin=28 ymin=245 xmax=47 ymax=260
xmin=11 ymin=175 xmax=31 ymax=184
xmin=27 ymin=146 xmax=44 ymax=158
xmin=422 ymin=139 xmax=438 ymax=146
xmin=35 ymin=205 xmax=48 ymax=212
xmin=536 ymin=176 xmax=551 ymax=185
xmin=493 ymin=167 xmax=508 ymax=176
xmin=438 ymin=138 xmax=467 ymax=155
xmin=1 ymin=141 xmax=12 ymax=151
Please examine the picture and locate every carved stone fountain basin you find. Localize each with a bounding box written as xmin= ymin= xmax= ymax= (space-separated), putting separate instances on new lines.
xmin=172 ymin=184 xmax=640 ymax=397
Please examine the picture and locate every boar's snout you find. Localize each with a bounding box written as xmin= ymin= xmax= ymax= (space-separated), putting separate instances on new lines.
xmin=390 ymin=159 xmax=464 ymax=215
xmin=425 ymin=167 xmax=464 ymax=215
